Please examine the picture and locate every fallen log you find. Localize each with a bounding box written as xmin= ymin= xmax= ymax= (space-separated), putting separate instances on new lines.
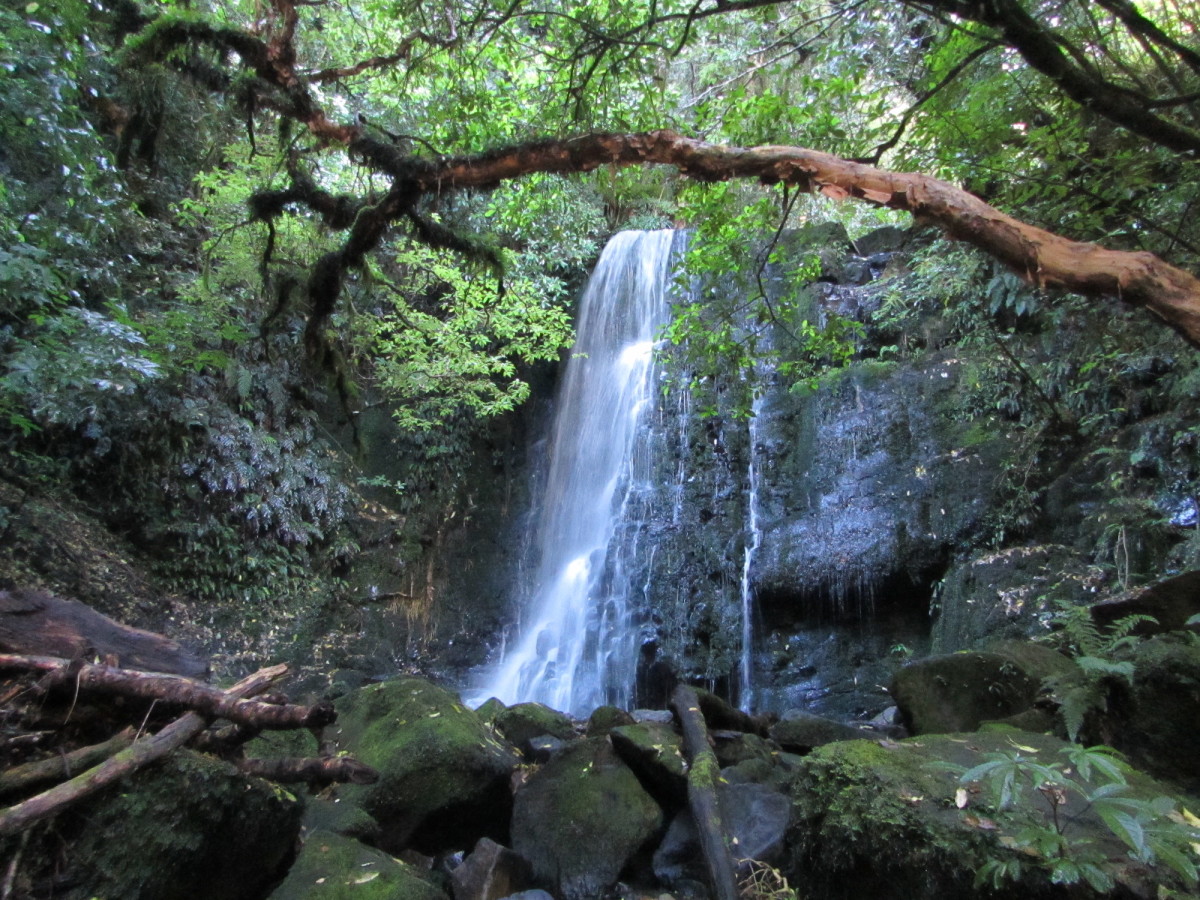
xmin=0 ymin=654 xmax=335 ymax=730
xmin=670 ymin=684 xmax=740 ymax=900
xmin=0 ymin=728 xmax=135 ymax=798
xmin=0 ymin=588 xmax=208 ymax=678
xmin=235 ymin=755 xmax=379 ymax=786
xmin=0 ymin=663 xmax=287 ymax=837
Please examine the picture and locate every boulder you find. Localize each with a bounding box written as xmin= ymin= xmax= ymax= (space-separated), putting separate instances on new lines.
xmin=54 ymin=751 xmax=301 ymax=900
xmin=786 ymin=731 xmax=1193 ymax=899
xmin=474 ymin=697 xmax=506 ymax=725
xmin=653 ymin=782 xmax=791 ymax=886
xmin=586 ymin=705 xmax=636 ymax=735
xmin=449 ymin=838 xmax=531 ymax=900
xmin=493 ymin=701 xmax=577 ymax=752
xmin=711 ymin=730 xmax=775 ymax=767
xmin=769 ymin=711 xmax=866 ymax=752
xmin=1103 ymin=634 xmax=1200 ymax=792
xmin=332 ymin=678 xmax=519 ymax=854
xmin=1090 ymin=570 xmax=1200 ymax=635
xmin=267 ymin=830 xmax=448 ymax=900
xmin=609 ymin=721 xmax=688 ymax=806
xmin=511 ymin=737 xmax=664 ymax=900
xmin=889 ymin=651 xmax=1039 ymax=734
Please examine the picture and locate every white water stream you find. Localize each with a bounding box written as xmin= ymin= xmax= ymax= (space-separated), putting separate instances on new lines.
xmin=476 ymin=230 xmax=679 ymax=715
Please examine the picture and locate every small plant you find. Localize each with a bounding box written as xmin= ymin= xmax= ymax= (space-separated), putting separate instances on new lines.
xmin=947 ymin=742 xmax=1200 ymax=892
xmin=1044 ymin=604 xmax=1157 ymax=741
xmin=737 ymin=858 xmax=800 ymax=900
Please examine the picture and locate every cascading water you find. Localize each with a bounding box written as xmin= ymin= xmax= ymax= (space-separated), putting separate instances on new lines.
xmin=477 ymin=230 xmax=681 ymax=716
xmin=739 ymin=393 xmax=764 ymax=711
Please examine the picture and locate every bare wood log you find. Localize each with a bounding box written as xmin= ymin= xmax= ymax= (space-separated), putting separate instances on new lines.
xmin=234 ymin=755 xmax=379 ymax=785
xmin=0 ymin=654 xmax=335 ymax=730
xmin=0 ymin=728 xmax=135 ymax=797
xmin=0 ymin=664 xmax=287 ymax=837
xmin=0 ymin=589 xmax=208 ymax=678
xmin=670 ymin=684 xmax=740 ymax=900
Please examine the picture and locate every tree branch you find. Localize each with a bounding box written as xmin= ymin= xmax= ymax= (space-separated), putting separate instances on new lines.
xmin=0 ymin=664 xmax=288 ymax=837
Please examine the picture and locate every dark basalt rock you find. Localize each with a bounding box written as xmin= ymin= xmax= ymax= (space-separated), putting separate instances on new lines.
xmin=331 ymin=678 xmax=519 ymax=854
xmin=511 ymin=737 xmax=663 ymax=900
xmin=889 ymin=651 xmax=1040 ymax=734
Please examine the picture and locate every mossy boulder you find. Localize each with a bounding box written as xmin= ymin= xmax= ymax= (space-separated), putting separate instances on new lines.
xmin=609 ymin=720 xmax=688 ymax=806
xmin=586 ymin=705 xmax=636 ymax=735
xmin=60 ymin=751 xmax=302 ymax=900
xmin=493 ymin=701 xmax=577 ymax=752
xmin=331 ymin=678 xmax=519 ymax=854
xmin=769 ymin=711 xmax=866 ymax=752
xmin=511 ymin=736 xmax=664 ymax=900
xmin=267 ymin=830 xmax=449 ymax=900
xmin=786 ymin=731 xmax=1191 ymax=899
xmin=1103 ymin=634 xmax=1200 ymax=791
xmin=889 ymin=651 xmax=1039 ymax=734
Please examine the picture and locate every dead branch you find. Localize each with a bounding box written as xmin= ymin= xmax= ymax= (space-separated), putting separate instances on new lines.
xmin=670 ymin=684 xmax=740 ymax=900
xmin=0 ymin=728 xmax=135 ymax=798
xmin=0 ymin=664 xmax=287 ymax=837
xmin=0 ymin=654 xmax=334 ymax=730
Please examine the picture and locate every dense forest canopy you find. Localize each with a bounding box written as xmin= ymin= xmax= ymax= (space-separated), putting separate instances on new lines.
xmin=1 ymin=0 xmax=1199 ymax=644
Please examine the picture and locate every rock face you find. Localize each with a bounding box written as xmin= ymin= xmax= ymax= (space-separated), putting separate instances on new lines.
xmin=332 ymin=678 xmax=519 ymax=853
xmin=511 ymin=737 xmax=664 ymax=900
xmin=55 ymin=752 xmax=302 ymax=900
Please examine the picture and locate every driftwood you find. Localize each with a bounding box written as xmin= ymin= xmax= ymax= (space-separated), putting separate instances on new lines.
xmin=235 ymin=755 xmax=379 ymax=785
xmin=0 ymin=588 xmax=208 ymax=678
xmin=670 ymin=684 xmax=740 ymax=900
xmin=0 ymin=653 xmax=335 ymax=730
xmin=0 ymin=664 xmax=288 ymax=837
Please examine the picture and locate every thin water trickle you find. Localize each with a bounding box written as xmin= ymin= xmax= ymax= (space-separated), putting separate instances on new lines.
xmin=473 ymin=230 xmax=680 ymax=716
xmin=739 ymin=393 xmax=764 ymax=711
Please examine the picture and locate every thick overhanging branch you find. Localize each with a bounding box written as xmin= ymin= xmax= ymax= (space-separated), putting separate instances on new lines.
xmin=418 ymin=131 xmax=1200 ymax=347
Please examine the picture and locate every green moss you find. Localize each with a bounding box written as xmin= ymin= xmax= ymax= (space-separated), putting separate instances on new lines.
xmin=64 ymin=751 xmax=302 ymax=900
xmin=266 ymin=830 xmax=448 ymax=900
xmin=332 ymin=678 xmax=517 ymax=852
xmin=787 ymin=731 xmax=1194 ymax=899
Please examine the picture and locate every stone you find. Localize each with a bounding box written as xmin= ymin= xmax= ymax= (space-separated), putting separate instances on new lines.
xmin=632 ymin=709 xmax=675 ymax=724
xmin=55 ymin=751 xmax=301 ymax=900
xmin=610 ymin=720 xmax=688 ymax=806
xmin=769 ymin=711 xmax=866 ymax=752
xmin=785 ymin=731 xmax=1193 ymax=899
xmin=1090 ymin=570 xmax=1200 ymax=635
xmin=267 ymin=830 xmax=449 ymax=900
xmin=587 ymin=704 xmax=636 ymax=735
xmin=1103 ymin=634 xmax=1200 ymax=792
xmin=711 ymin=730 xmax=774 ymax=767
xmin=889 ymin=651 xmax=1040 ymax=734
xmin=526 ymin=734 xmax=566 ymax=762
xmin=511 ymin=737 xmax=663 ymax=900
xmin=450 ymin=838 xmax=531 ymax=900
xmin=653 ymin=782 xmax=791 ymax=885
xmin=493 ymin=701 xmax=577 ymax=752
xmin=331 ymin=678 xmax=519 ymax=854
xmin=931 ymin=545 xmax=1103 ymax=653
xmin=474 ymin=697 xmax=506 ymax=725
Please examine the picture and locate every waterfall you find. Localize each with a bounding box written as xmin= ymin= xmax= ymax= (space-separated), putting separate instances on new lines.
xmin=477 ymin=230 xmax=680 ymax=716
xmin=739 ymin=393 xmax=764 ymax=711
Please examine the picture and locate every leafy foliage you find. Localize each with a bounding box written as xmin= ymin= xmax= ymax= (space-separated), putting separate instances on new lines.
xmin=948 ymin=743 xmax=1200 ymax=892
